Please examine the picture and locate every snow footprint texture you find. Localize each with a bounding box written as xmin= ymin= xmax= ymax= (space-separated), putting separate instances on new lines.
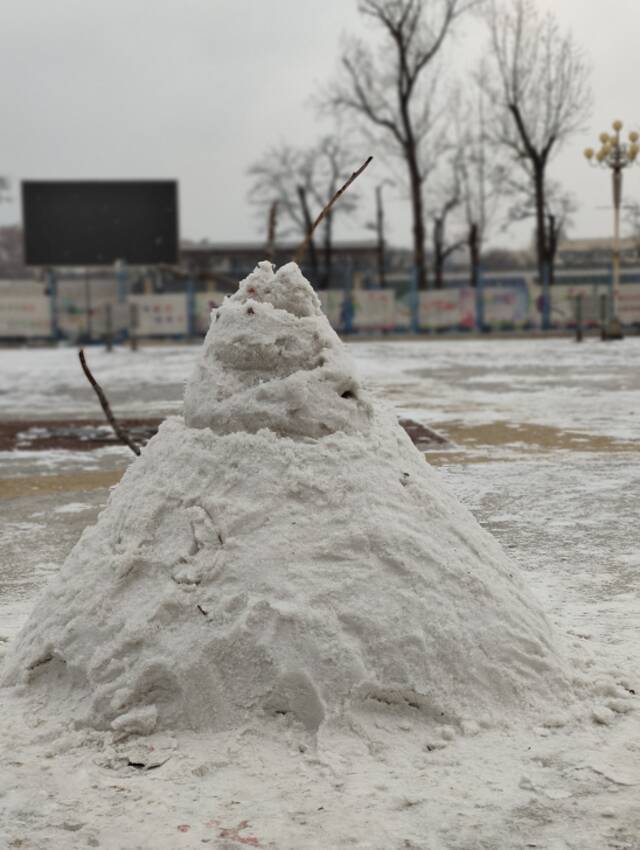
xmin=2 ymin=262 xmax=570 ymax=738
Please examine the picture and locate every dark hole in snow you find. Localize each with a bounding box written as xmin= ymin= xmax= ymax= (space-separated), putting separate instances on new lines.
xmin=127 ymin=760 xmax=164 ymax=771
xmin=246 ymin=306 xmax=255 ymax=315
xmin=341 ymin=390 xmax=356 ymax=400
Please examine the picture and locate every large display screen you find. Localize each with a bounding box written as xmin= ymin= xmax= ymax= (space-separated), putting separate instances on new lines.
xmin=22 ymin=180 xmax=179 ymax=266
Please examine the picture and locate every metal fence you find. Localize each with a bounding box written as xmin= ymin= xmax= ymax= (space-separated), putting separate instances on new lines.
xmin=2 ymin=268 xmax=640 ymax=341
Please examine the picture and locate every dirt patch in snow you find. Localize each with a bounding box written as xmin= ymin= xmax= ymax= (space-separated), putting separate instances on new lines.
xmin=0 ymin=470 xmax=123 ymax=500
xmin=433 ymin=419 xmax=639 ymax=454
xmin=0 ymin=419 xmax=162 ymax=452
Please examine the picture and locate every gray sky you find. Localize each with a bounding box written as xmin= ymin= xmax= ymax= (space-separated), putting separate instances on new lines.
xmin=1 ymin=0 xmax=639 ymax=250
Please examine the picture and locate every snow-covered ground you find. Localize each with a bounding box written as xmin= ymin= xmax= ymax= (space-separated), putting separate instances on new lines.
xmin=1 ymin=336 xmax=639 ymax=849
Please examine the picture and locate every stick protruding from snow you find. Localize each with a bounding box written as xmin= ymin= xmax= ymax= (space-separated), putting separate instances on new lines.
xmin=78 ymin=349 xmax=141 ymax=456
xmin=294 ymin=156 xmax=373 ymax=265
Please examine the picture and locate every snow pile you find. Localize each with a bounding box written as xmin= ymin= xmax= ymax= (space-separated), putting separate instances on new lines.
xmin=2 ymin=262 xmax=570 ymax=738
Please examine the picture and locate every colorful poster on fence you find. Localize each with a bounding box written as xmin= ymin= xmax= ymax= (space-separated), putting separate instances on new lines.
xmin=619 ymin=284 xmax=640 ymax=325
xmin=353 ymin=290 xmax=396 ymax=330
xmin=482 ymin=280 xmax=531 ymax=328
xmin=0 ymin=298 xmax=50 ymax=338
xmin=419 ymin=288 xmax=475 ymax=330
xmin=130 ymin=295 xmax=188 ymax=336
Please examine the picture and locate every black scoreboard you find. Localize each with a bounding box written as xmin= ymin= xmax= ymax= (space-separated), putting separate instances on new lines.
xmin=22 ymin=180 xmax=179 ymax=266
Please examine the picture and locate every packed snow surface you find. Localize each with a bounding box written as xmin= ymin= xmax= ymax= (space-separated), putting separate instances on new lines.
xmin=3 ymin=263 xmax=571 ymax=738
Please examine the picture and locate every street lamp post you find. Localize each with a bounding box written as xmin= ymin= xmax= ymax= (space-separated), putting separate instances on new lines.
xmin=584 ymin=120 xmax=639 ymax=340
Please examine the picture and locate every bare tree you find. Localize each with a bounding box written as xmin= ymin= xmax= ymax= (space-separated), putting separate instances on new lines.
xmin=481 ymin=0 xmax=591 ymax=284
xmin=495 ymin=165 xmax=576 ymax=283
xmin=546 ymin=190 xmax=576 ymax=281
xmin=0 ymin=177 xmax=9 ymax=203
xmin=430 ymin=155 xmax=466 ymax=288
xmin=248 ymin=137 xmax=358 ymax=287
xmin=248 ymin=144 xmax=309 ymax=246
xmin=327 ymin=0 xmax=478 ymax=290
xmin=303 ymin=137 xmax=361 ymax=287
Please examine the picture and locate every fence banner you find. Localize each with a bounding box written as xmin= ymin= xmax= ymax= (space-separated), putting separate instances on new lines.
xmin=318 ymin=289 xmax=396 ymax=331
xmin=129 ymin=295 xmax=188 ymax=336
xmin=419 ymin=288 xmax=475 ymax=330
xmin=0 ymin=297 xmax=51 ymax=337
xmin=57 ymin=298 xmax=128 ymax=338
xmin=482 ymin=280 xmax=532 ymax=328
xmin=549 ymin=285 xmax=601 ymax=327
xmin=618 ymin=283 xmax=640 ymax=325
xmin=353 ymin=290 xmax=396 ymax=330
xmin=4 ymin=279 xmax=640 ymax=340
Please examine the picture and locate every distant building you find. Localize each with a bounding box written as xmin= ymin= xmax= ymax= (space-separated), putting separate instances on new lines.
xmin=179 ymin=239 xmax=384 ymax=290
xmin=557 ymin=236 xmax=640 ymax=268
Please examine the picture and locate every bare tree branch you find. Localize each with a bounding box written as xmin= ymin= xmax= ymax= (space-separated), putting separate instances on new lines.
xmin=78 ymin=349 xmax=140 ymax=456
xmin=481 ymin=0 xmax=591 ymax=281
xmin=294 ymin=156 xmax=373 ymax=265
xmin=248 ymin=136 xmax=361 ymax=286
xmin=325 ymin=0 xmax=475 ymax=290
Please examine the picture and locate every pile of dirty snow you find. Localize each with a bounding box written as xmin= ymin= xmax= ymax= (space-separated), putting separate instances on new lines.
xmin=2 ymin=262 xmax=571 ymax=739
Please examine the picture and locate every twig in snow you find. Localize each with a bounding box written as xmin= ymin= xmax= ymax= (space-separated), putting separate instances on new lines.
xmin=294 ymin=156 xmax=373 ymax=265
xmin=78 ymin=349 xmax=141 ymax=456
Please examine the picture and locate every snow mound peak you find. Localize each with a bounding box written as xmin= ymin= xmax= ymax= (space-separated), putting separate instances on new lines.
xmin=233 ymin=260 xmax=323 ymax=318
xmin=184 ymin=261 xmax=372 ymax=438
xmin=2 ymin=263 xmax=570 ymax=740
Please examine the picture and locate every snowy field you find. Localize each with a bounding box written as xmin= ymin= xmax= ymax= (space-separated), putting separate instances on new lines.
xmin=1 ymin=335 xmax=640 ymax=849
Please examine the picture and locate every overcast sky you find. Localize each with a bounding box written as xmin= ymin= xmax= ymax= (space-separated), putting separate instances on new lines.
xmin=1 ymin=0 xmax=639 ymax=250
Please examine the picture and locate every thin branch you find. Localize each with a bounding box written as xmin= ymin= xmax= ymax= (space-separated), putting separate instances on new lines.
xmin=294 ymin=156 xmax=373 ymax=265
xmin=340 ymin=57 xmax=404 ymax=144
xmin=78 ymin=349 xmax=141 ymax=456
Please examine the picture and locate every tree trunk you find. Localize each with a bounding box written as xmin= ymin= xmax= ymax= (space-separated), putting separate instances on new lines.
xmin=406 ymin=145 xmax=427 ymax=290
xmin=321 ymin=210 xmax=333 ymax=290
xmin=297 ymin=185 xmax=319 ymax=284
xmin=469 ymin=222 xmax=480 ymax=288
xmin=547 ymin=213 xmax=557 ymax=286
xmin=433 ymin=217 xmax=444 ymax=290
xmin=533 ymin=164 xmax=548 ymax=286
xmin=375 ymin=185 xmax=386 ymax=287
